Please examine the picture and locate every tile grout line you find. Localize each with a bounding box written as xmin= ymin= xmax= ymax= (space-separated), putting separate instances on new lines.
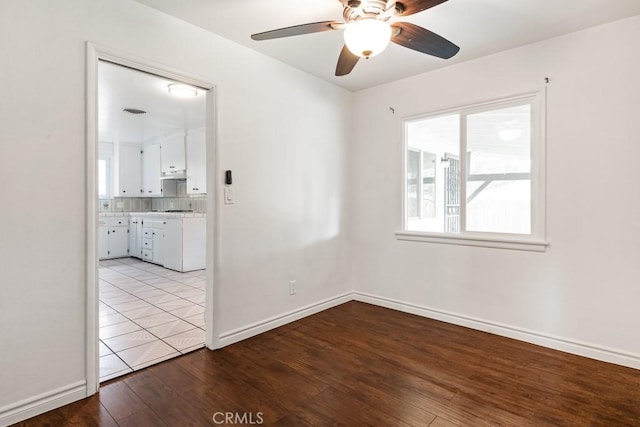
xmin=98 ymin=258 xmax=206 ymax=381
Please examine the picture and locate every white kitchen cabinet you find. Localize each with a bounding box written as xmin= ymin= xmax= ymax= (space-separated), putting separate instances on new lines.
xmin=142 ymin=144 xmax=162 ymax=197
xmin=142 ymin=237 xmax=153 ymax=251
xmin=139 ymin=219 xmax=164 ymax=265
xmin=98 ymin=216 xmax=129 ymax=259
xmin=140 ymin=223 xmax=154 ymax=261
xmin=160 ymin=135 xmax=185 ymax=174
xmin=108 ymin=217 xmax=129 ymax=258
xmin=129 ymin=217 xmax=142 ymax=259
xmin=186 ymin=130 xmax=206 ymax=195
xmin=163 ymin=219 xmax=182 ymax=272
xmin=152 ymin=220 xmax=165 ymax=265
xmin=136 ymin=217 xmax=144 ymax=257
xmin=98 ymin=221 xmax=109 ymax=259
xmin=163 ymin=217 xmax=205 ymax=272
xmin=115 ymin=144 xmax=142 ymax=197
xmin=109 ymin=227 xmax=129 ymax=258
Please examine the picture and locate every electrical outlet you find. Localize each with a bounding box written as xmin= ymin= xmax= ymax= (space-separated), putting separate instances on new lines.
xmin=289 ymin=280 xmax=296 ymax=295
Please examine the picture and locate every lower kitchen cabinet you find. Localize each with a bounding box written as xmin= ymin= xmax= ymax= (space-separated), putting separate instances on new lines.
xmin=98 ymin=216 xmax=129 ymax=259
xmin=99 ymin=214 xmax=205 ymax=272
xmin=152 ymin=220 xmax=165 ymax=266
xmin=129 ymin=217 xmax=142 ymax=258
xmin=141 ymin=225 xmax=154 ymax=261
xmin=138 ymin=219 xmax=165 ymax=264
xmin=163 ymin=217 xmax=205 ymax=272
xmin=98 ymin=222 xmax=109 ymax=259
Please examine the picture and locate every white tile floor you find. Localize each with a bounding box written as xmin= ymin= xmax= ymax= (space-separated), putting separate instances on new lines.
xmin=99 ymin=258 xmax=206 ymax=382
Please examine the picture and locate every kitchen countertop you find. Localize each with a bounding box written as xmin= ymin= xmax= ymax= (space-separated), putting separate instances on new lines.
xmin=99 ymin=211 xmax=206 ymax=218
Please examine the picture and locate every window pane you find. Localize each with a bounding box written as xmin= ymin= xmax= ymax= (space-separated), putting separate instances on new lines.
xmin=466 ymin=104 xmax=531 ymax=234
xmin=421 ymin=152 xmax=436 ymax=218
xmin=406 ymin=114 xmax=459 ymax=233
xmin=407 ymin=150 xmax=420 ymax=218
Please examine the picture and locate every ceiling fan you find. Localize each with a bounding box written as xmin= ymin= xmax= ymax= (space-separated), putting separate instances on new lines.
xmin=251 ymin=0 xmax=460 ymax=76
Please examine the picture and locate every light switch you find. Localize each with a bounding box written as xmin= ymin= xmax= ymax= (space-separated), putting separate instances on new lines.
xmin=224 ymin=187 xmax=234 ymax=204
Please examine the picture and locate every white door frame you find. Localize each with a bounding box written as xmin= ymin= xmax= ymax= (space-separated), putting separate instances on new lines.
xmin=85 ymin=42 xmax=220 ymax=395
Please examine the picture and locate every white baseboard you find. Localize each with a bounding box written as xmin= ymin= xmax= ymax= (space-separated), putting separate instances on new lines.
xmin=5 ymin=291 xmax=639 ymax=426
xmin=354 ymin=292 xmax=640 ymax=371
xmin=0 ymin=381 xmax=87 ymax=427
xmin=217 ymin=293 xmax=353 ymax=348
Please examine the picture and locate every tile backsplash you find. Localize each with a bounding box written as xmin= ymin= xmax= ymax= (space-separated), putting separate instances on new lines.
xmin=99 ymin=182 xmax=206 ymax=213
xmin=99 ymin=198 xmax=151 ymax=213
xmin=152 ymin=195 xmax=206 ymax=212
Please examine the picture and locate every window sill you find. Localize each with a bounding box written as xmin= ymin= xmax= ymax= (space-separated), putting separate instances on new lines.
xmin=395 ymin=231 xmax=548 ymax=252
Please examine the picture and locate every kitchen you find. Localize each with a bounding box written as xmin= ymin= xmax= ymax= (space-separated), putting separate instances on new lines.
xmin=97 ymin=60 xmax=208 ymax=381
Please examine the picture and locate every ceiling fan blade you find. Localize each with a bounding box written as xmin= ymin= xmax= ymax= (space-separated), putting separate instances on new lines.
xmin=251 ymin=21 xmax=341 ymax=41
xmin=391 ymin=22 xmax=459 ymax=59
xmin=335 ymin=45 xmax=360 ymax=76
xmin=395 ymin=0 xmax=448 ymax=16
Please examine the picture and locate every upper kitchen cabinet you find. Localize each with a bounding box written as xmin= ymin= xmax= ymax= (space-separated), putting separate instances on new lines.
xmin=114 ymin=143 xmax=142 ymax=197
xmin=142 ymin=143 xmax=162 ymax=196
xmin=160 ymin=134 xmax=186 ymax=175
xmin=186 ymin=129 xmax=206 ymax=195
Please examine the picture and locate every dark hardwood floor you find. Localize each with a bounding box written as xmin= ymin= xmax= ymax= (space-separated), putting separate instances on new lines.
xmin=15 ymin=301 xmax=640 ymax=426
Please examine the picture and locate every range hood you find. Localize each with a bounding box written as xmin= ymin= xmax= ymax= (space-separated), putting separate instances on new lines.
xmin=161 ymin=171 xmax=186 ymax=180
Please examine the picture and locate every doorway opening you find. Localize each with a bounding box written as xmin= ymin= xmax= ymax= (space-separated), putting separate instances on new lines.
xmin=87 ymin=51 xmax=216 ymax=387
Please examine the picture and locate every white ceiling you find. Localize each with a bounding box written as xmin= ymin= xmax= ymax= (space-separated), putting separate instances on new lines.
xmin=133 ymin=0 xmax=640 ymax=92
xmin=99 ymin=61 xmax=206 ymax=144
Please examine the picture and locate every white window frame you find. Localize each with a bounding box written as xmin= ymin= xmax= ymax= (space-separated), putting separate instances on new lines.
xmin=397 ymin=90 xmax=548 ymax=252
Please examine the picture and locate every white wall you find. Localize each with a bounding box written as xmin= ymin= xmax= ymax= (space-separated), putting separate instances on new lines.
xmin=351 ymin=15 xmax=640 ymax=365
xmin=2 ymin=0 xmax=639 ymax=422
xmin=0 ymin=0 xmax=352 ymax=418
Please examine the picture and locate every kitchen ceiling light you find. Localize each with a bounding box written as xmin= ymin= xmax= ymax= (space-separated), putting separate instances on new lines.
xmin=167 ymin=83 xmax=198 ymax=98
xmin=343 ymin=18 xmax=392 ymax=58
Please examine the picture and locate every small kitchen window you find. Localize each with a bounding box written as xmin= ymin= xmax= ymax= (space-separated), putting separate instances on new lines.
xmin=397 ymin=91 xmax=548 ymax=251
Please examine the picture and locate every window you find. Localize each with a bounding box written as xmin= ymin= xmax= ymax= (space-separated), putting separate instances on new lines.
xmin=407 ymin=149 xmax=438 ymax=220
xmin=399 ymin=92 xmax=546 ymax=251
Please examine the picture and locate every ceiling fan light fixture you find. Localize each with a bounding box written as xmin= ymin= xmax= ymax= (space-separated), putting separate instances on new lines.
xmin=167 ymin=83 xmax=198 ymax=98
xmin=344 ymin=18 xmax=392 ymax=58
